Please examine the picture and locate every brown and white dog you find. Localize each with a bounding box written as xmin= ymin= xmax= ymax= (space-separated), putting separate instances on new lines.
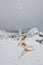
xmin=18 ymin=35 xmax=34 ymax=57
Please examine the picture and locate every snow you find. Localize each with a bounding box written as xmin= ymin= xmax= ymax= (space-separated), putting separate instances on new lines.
xmin=0 ymin=28 xmax=43 ymax=65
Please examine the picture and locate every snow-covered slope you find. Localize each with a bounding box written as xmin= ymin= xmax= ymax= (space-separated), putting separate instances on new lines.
xmin=0 ymin=28 xmax=43 ymax=65
xmin=0 ymin=30 xmax=19 ymax=40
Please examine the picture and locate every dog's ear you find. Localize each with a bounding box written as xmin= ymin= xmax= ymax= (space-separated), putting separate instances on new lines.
xmin=21 ymin=35 xmax=26 ymax=40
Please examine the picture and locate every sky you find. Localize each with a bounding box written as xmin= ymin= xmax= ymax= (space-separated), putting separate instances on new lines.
xmin=0 ymin=0 xmax=43 ymax=32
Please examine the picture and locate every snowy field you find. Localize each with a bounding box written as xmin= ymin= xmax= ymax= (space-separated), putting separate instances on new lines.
xmin=0 ymin=28 xmax=43 ymax=65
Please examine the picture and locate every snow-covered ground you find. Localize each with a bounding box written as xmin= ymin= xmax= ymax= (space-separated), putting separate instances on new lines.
xmin=0 ymin=28 xmax=43 ymax=65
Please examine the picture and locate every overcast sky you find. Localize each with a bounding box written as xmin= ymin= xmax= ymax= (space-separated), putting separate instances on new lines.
xmin=0 ymin=0 xmax=43 ymax=32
